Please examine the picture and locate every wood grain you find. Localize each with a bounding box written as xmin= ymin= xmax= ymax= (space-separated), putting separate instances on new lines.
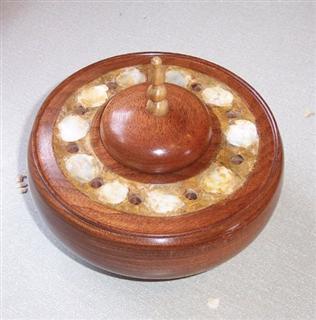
xmin=28 ymin=52 xmax=283 ymax=279
xmin=100 ymin=83 xmax=212 ymax=174
xmin=92 ymin=103 xmax=221 ymax=183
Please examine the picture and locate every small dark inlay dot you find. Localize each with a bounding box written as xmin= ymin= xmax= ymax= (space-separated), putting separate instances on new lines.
xmin=185 ymin=189 xmax=198 ymax=200
xmin=191 ymin=82 xmax=202 ymax=92
xmin=75 ymin=105 xmax=87 ymax=115
xmin=90 ymin=177 xmax=104 ymax=189
xmin=231 ymin=154 xmax=244 ymax=165
xmin=106 ymin=81 xmax=118 ymax=90
xmin=66 ymin=142 xmax=79 ymax=153
xmin=226 ymin=110 xmax=241 ymax=119
xmin=128 ymin=194 xmax=142 ymax=205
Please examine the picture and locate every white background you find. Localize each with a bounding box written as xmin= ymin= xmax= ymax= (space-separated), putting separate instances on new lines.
xmin=2 ymin=1 xmax=315 ymax=319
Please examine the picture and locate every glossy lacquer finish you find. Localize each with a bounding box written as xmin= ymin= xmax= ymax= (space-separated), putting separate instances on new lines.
xmin=28 ymin=52 xmax=283 ymax=280
xmin=100 ymin=83 xmax=212 ymax=174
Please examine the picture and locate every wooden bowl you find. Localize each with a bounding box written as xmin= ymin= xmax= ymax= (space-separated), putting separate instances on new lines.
xmin=28 ymin=52 xmax=283 ymax=280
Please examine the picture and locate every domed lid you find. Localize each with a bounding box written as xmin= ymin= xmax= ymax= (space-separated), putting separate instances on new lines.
xmin=100 ymin=57 xmax=212 ymax=174
xmin=30 ymin=51 xmax=282 ymax=225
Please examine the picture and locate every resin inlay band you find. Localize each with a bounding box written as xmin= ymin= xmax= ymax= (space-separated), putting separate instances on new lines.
xmin=53 ymin=64 xmax=259 ymax=216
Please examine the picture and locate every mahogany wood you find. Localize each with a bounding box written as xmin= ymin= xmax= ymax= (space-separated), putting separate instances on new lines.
xmin=28 ymin=52 xmax=283 ymax=280
xmin=93 ymin=105 xmax=221 ymax=183
xmin=100 ymin=83 xmax=212 ymax=174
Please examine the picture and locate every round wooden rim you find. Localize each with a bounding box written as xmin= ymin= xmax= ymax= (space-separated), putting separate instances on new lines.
xmin=30 ymin=52 xmax=283 ymax=237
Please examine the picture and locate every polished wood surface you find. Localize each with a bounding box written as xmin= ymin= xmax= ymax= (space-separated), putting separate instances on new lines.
xmin=28 ymin=52 xmax=283 ymax=279
xmin=100 ymin=83 xmax=212 ymax=174
xmin=93 ymin=106 xmax=221 ymax=183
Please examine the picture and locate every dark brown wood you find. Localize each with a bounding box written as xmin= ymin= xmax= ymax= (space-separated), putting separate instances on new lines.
xmin=28 ymin=52 xmax=283 ymax=280
xmin=92 ymin=104 xmax=221 ymax=183
xmin=100 ymin=83 xmax=212 ymax=174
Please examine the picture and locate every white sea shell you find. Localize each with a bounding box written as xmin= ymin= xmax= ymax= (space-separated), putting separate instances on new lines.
xmin=201 ymin=86 xmax=234 ymax=107
xmin=65 ymin=154 xmax=101 ymax=182
xmin=116 ymin=67 xmax=146 ymax=87
xmin=146 ymin=191 xmax=184 ymax=214
xmin=165 ymin=69 xmax=191 ymax=87
xmin=99 ymin=181 xmax=129 ymax=205
xmin=58 ymin=115 xmax=90 ymax=142
xmin=77 ymin=84 xmax=109 ymax=108
xmin=226 ymin=120 xmax=259 ymax=148
xmin=202 ymin=165 xmax=237 ymax=194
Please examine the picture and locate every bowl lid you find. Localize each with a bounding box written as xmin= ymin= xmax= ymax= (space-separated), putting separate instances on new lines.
xmin=29 ymin=52 xmax=283 ymax=239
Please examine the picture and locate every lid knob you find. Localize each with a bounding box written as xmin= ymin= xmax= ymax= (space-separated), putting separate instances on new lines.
xmin=146 ymin=57 xmax=169 ymax=117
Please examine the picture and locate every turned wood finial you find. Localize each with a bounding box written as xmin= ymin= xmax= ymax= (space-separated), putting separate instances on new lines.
xmin=146 ymin=56 xmax=169 ymax=116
